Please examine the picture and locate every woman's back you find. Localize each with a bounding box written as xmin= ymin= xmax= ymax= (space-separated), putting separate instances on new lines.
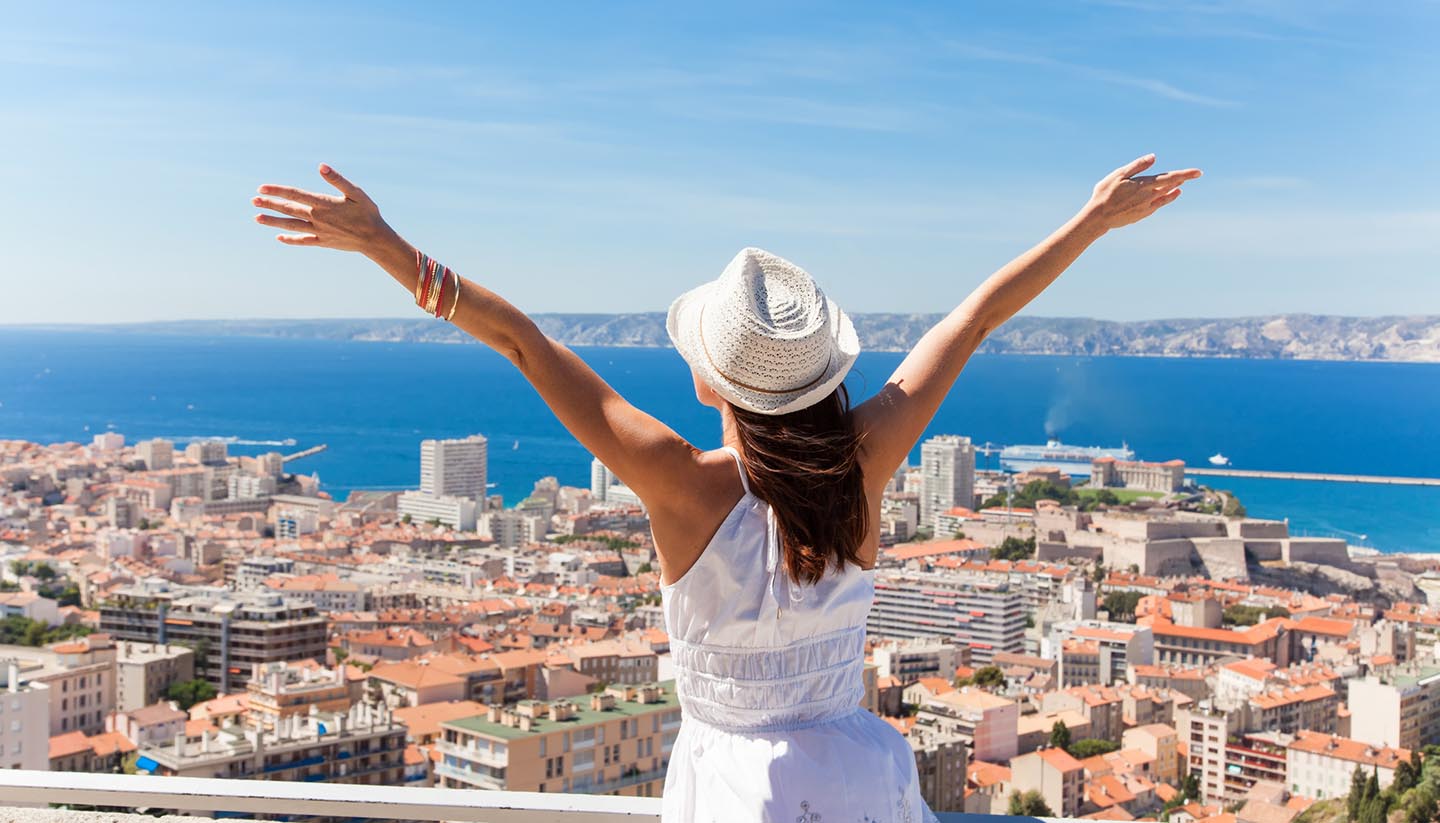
xmin=660 ymin=447 xmax=938 ymax=822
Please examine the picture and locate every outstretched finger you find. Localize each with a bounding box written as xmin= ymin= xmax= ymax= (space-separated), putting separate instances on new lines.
xmin=1112 ymin=153 xmax=1157 ymax=180
xmin=256 ymin=184 xmax=340 ymax=207
xmin=252 ymin=196 xmax=312 ymax=219
xmin=319 ymin=164 xmax=369 ymax=202
xmin=1150 ymin=188 xmax=1183 ymax=209
xmin=277 ymin=233 xmax=323 ymax=246
xmin=1151 ymin=169 xmax=1202 ymax=188
xmin=255 ymin=214 xmax=314 ymax=233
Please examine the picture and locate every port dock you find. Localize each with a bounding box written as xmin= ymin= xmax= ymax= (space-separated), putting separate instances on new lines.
xmin=281 ymin=444 xmax=327 ymax=464
xmin=1187 ymin=467 xmax=1440 ymax=487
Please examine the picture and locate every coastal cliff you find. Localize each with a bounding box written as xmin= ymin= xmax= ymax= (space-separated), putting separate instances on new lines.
xmin=56 ymin=313 xmax=1440 ymax=362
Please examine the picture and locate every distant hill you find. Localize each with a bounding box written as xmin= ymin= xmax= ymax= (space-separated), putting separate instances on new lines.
xmin=29 ymin=314 xmax=1440 ymax=362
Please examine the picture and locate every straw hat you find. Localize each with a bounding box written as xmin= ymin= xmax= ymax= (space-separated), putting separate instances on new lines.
xmin=667 ymin=247 xmax=860 ymax=415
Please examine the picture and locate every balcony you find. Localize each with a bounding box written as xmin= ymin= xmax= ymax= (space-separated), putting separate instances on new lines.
xmin=0 ymin=769 xmax=1021 ymax=821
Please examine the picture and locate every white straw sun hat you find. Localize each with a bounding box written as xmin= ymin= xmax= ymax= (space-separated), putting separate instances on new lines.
xmin=667 ymin=247 xmax=860 ymax=415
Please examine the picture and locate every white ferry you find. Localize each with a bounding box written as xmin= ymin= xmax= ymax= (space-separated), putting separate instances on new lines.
xmin=999 ymin=438 xmax=1134 ymax=477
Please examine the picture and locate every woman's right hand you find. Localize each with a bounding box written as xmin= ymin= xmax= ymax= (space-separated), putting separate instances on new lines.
xmin=1084 ymin=154 xmax=1202 ymax=232
xmin=252 ymin=164 xmax=398 ymax=255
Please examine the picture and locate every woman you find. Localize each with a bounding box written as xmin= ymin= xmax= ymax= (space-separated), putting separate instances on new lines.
xmin=252 ymin=154 xmax=1199 ymax=821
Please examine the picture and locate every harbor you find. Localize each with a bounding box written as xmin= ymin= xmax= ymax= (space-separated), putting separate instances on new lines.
xmin=1186 ymin=467 xmax=1440 ymax=487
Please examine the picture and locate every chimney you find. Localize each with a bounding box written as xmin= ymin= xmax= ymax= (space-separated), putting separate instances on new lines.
xmin=173 ymin=732 xmax=184 ymax=755
xmin=6 ymin=662 xmax=19 ymax=693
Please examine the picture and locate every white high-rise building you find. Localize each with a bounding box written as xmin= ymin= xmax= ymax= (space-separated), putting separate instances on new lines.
xmin=420 ymin=435 xmax=488 ymax=501
xmin=590 ymin=458 xmax=614 ymax=503
xmin=919 ymin=435 xmax=976 ymax=534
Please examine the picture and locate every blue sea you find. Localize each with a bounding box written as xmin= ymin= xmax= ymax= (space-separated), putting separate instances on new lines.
xmin=2 ymin=329 xmax=1437 ymax=553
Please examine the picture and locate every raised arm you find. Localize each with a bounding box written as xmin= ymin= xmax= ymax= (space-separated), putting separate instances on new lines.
xmin=853 ymin=154 xmax=1201 ymax=484
xmin=251 ymin=165 xmax=696 ymax=505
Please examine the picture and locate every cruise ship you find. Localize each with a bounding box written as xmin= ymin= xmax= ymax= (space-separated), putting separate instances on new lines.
xmin=1000 ymin=438 xmax=1135 ymax=477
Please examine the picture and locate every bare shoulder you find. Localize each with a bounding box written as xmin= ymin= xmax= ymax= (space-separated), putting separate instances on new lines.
xmin=645 ymin=447 xmax=749 ymax=586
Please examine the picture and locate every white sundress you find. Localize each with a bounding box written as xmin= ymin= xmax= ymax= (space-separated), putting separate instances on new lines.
xmin=660 ymin=447 xmax=939 ymax=823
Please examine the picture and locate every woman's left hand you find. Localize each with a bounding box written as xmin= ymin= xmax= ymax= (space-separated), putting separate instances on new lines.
xmin=252 ymin=164 xmax=396 ymax=254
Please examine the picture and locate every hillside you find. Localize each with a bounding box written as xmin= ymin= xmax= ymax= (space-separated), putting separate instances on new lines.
xmin=30 ymin=314 xmax=1440 ymax=362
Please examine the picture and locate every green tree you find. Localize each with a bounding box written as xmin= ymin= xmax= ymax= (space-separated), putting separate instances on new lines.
xmin=990 ymin=536 xmax=1036 ymax=562
xmin=636 ymin=563 xmax=653 ymax=575
xmin=972 ymin=665 xmax=1005 ymax=689
xmin=1103 ymin=590 xmax=1143 ymax=621
xmin=1181 ymin=772 xmax=1201 ymax=802
xmin=400 ymin=513 xmax=412 ymax=524
xmin=1397 ymin=758 xmax=1419 ymax=794
xmin=1007 ymin=790 xmax=1053 ymax=817
xmin=1349 ymin=765 xmax=1368 ymax=820
xmin=33 ymin=563 xmax=56 ymax=581
xmin=1407 ymin=785 xmax=1437 ymax=823
xmin=1049 ymin=720 xmax=1072 ymax=751
xmin=1092 ymin=561 xmax=1106 ymax=583
xmin=1068 ymin=738 xmax=1121 ymax=758
xmin=166 ymin=679 xmax=217 ymax=710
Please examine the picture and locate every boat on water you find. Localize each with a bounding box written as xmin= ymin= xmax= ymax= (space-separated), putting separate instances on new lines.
xmin=1000 ymin=438 xmax=1134 ymax=477
xmin=1209 ymin=453 xmax=1231 ymax=466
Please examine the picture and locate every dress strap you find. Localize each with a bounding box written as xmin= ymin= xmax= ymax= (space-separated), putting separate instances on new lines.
xmin=719 ymin=446 xmax=751 ymax=496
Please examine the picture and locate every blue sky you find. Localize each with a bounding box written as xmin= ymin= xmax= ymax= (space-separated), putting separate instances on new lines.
xmin=1 ymin=0 xmax=1436 ymax=323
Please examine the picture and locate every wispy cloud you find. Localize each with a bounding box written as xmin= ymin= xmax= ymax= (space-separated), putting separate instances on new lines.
xmin=944 ymin=42 xmax=1240 ymax=107
xmin=663 ymin=95 xmax=923 ymax=133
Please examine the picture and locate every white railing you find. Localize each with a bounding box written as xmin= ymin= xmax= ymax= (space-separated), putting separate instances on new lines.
xmin=0 ymin=769 xmax=1040 ymax=822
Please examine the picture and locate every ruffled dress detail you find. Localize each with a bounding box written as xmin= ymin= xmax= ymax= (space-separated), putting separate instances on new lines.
xmin=660 ymin=447 xmax=940 ymax=822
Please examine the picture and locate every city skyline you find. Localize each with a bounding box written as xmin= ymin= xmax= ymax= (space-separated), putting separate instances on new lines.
xmin=1 ymin=2 xmax=1437 ymax=325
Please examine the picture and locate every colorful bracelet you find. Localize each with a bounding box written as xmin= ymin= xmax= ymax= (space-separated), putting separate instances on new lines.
xmin=415 ymin=251 xmax=460 ymax=322
xmin=416 ymin=252 xmax=437 ymax=309
xmin=446 ymin=271 xmax=462 ymax=321
xmin=424 ymin=264 xmax=444 ymax=316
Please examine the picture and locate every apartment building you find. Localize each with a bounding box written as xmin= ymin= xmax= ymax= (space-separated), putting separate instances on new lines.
xmin=115 ymin=641 xmax=194 ymax=712
xmin=396 ymin=491 xmax=478 ymax=531
xmin=136 ymin=702 xmax=406 ymax=788
xmin=1177 ymin=703 xmax=1292 ymax=805
xmin=869 ymin=571 xmax=1026 ymax=665
xmin=1123 ymin=723 xmax=1179 ymax=784
xmin=1010 ymin=747 xmax=1084 ymax=819
xmin=1048 ymin=620 xmax=1154 ymax=687
xmin=0 ymin=634 xmax=117 ymax=735
xmin=914 ymin=688 xmax=1019 ymax=763
xmin=99 ymin=582 xmax=328 ymax=693
xmin=871 ymin=638 xmax=965 ymax=685
xmin=1143 ymin=616 xmax=1292 ymax=669
xmin=904 ymin=724 xmax=970 ymax=813
xmin=1348 ymin=663 xmax=1440 ymax=750
xmin=420 ymin=435 xmax=488 ymax=500
xmin=0 ymin=659 xmax=50 ymax=770
xmin=246 ymin=662 xmax=355 ymax=733
xmin=1287 ymin=731 xmax=1412 ymax=801
xmin=438 ymin=683 xmax=682 ymax=798
xmin=561 ymin=639 xmax=659 ymax=687
xmin=919 ymin=435 xmax=976 ymax=533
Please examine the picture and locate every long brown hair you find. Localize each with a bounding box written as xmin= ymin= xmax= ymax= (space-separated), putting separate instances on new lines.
xmin=730 ymin=385 xmax=869 ymax=585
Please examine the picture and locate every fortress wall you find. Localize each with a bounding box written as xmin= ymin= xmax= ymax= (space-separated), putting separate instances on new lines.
xmin=1193 ymin=537 xmax=1249 ymax=582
